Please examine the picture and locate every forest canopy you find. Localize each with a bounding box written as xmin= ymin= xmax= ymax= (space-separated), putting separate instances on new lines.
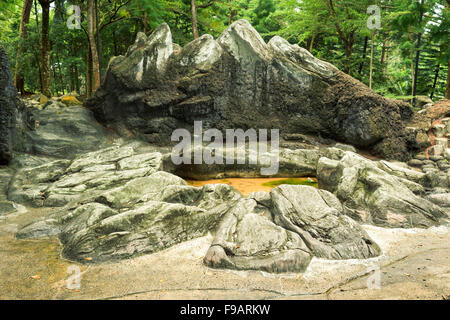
xmin=0 ymin=0 xmax=449 ymax=102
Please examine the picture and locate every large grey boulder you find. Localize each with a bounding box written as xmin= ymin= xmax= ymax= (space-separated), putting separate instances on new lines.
xmin=204 ymin=185 xmax=380 ymax=273
xmin=0 ymin=46 xmax=31 ymax=164
xmin=87 ymin=20 xmax=415 ymax=161
xmin=317 ymin=152 xmax=447 ymax=228
xmin=17 ymin=172 xmax=242 ymax=263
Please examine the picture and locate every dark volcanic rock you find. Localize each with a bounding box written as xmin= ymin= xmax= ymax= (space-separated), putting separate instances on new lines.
xmin=0 ymin=46 xmax=31 ymax=164
xmin=87 ymin=20 xmax=414 ymax=160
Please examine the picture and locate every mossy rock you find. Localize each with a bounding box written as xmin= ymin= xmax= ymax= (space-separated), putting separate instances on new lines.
xmin=39 ymin=94 xmax=49 ymax=106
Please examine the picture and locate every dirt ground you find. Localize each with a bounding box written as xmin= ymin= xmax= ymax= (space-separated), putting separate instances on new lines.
xmin=0 ymin=204 xmax=449 ymax=300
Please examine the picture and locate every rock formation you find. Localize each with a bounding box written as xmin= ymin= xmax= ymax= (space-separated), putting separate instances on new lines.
xmin=13 ymin=143 xmax=380 ymax=271
xmin=0 ymin=46 xmax=31 ymax=165
xmin=317 ymin=152 xmax=447 ymax=228
xmin=87 ymin=20 xmax=415 ymax=161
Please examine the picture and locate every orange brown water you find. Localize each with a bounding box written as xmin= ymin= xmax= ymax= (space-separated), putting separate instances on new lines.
xmin=186 ymin=177 xmax=317 ymax=196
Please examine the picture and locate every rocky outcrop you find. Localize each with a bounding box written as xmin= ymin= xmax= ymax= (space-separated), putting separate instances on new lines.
xmin=317 ymin=152 xmax=447 ymax=228
xmin=0 ymin=46 xmax=31 ymax=164
xmin=25 ymin=100 xmax=112 ymax=159
xmin=87 ymin=20 xmax=414 ymax=161
xmin=204 ymin=185 xmax=380 ymax=273
xmin=8 ymin=143 xmax=163 ymax=208
xmin=18 ymin=173 xmax=242 ymax=263
xmin=12 ymin=143 xmax=381 ymax=270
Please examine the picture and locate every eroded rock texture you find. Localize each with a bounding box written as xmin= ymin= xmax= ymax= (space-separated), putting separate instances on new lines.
xmin=204 ymin=185 xmax=380 ymax=273
xmin=11 ymin=143 xmax=380 ymax=271
xmin=87 ymin=20 xmax=414 ymax=160
xmin=317 ymin=152 xmax=447 ymax=228
xmin=0 ymin=46 xmax=31 ymax=164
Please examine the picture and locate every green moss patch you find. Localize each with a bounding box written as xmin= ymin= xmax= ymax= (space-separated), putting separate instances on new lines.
xmin=262 ymin=178 xmax=318 ymax=188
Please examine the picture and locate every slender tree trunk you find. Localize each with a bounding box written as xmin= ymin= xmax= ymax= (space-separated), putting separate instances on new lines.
xmin=14 ymin=0 xmax=33 ymax=95
xmin=309 ymin=33 xmax=316 ymax=52
xmin=143 ymin=12 xmax=148 ymax=34
xmin=344 ymin=43 xmax=353 ymax=74
xmin=369 ymin=32 xmax=375 ymax=90
xmin=430 ymin=64 xmax=440 ymax=100
xmin=87 ymin=0 xmax=100 ymax=93
xmin=95 ymin=0 xmax=102 ymax=81
xmin=191 ymin=0 xmax=199 ymax=39
xmin=380 ymin=39 xmax=386 ymax=64
xmin=446 ymin=60 xmax=450 ymax=99
xmin=34 ymin=0 xmax=43 ymax=92
xmin=38 ymin=0 xmax=52 ymax=98
xmin=86 ymin=44 xmax=93 ymax=97
xmin=412 ymin=0 xmax=424 ymax=107
xmin=359 ymin=36 xmax=369 ymax=76
xmin=384 ymin=41 xmax=390 ymax=75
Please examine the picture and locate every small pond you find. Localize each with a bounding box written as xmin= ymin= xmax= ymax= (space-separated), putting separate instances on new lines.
xmin=186 ymin=177 xmax=318 ymax=196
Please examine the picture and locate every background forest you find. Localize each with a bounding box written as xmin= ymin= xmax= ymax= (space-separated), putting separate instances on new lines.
xmin=0 ymin=0 xmax=449 ymax=103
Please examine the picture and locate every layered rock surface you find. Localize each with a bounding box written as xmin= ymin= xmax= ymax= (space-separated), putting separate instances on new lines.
xmin=204 ymin=185 xmax=380 ymax=273
xmin=0 ymin=46 xmax=31 ymax=165
xmin=87 ymin=20 xmax=415 ymax=160
xmin=9 ymin=143 xmax=381 ymax=271
xmin=317 ymin=152 xmax=447 ymax=228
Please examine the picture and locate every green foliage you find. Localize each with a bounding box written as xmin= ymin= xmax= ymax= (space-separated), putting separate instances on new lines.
xmin=1 ymin=0 xmax=448 ymax=100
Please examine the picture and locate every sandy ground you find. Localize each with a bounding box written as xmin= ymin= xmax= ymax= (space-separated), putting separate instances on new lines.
xmin=186 ymin=178 xmax=317 ymax=196
xmin=0 ymin=204 xmax=449 ymax=300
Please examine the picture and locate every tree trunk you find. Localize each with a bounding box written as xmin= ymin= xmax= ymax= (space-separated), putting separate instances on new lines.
xmin=309 ymin=33 xmax=316 ymax=52
xmin=344 ymin=43 xmax=353 ymax=74
xmin=412 ymin=0 xmax=424 ymax=107
xmin=39 ymin=0 xmax=52 ymax=98
xmin=430 ymin=63 xmax=440 ymax=100
xmin=359 ymin=36 xmax=369 ymax=76
xmin=369 ymin=32 xmax=375 ymax=90
xmin=86 ymin=44 xmax=93 ymax=97
xmin=191 ymin=0 xmax=199 ymax=39
xmin=446 ymin=60 xmax=450 ymax=99
xmin=14 ymin=0 xmax=33 ymax=95
xmin=87 ymin=0 xmax=100 ymax=93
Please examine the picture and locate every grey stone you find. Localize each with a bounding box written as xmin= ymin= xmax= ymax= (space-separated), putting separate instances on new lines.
xmin=0 ymin=46 xmax=31 ymax=165
xmin=87 ymin=20 xmax=414 ymax=161
xmin=204 ymin=185 xmax=380 ymax=273
xmin=317 ymin=152 xmax=447 ymax=228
